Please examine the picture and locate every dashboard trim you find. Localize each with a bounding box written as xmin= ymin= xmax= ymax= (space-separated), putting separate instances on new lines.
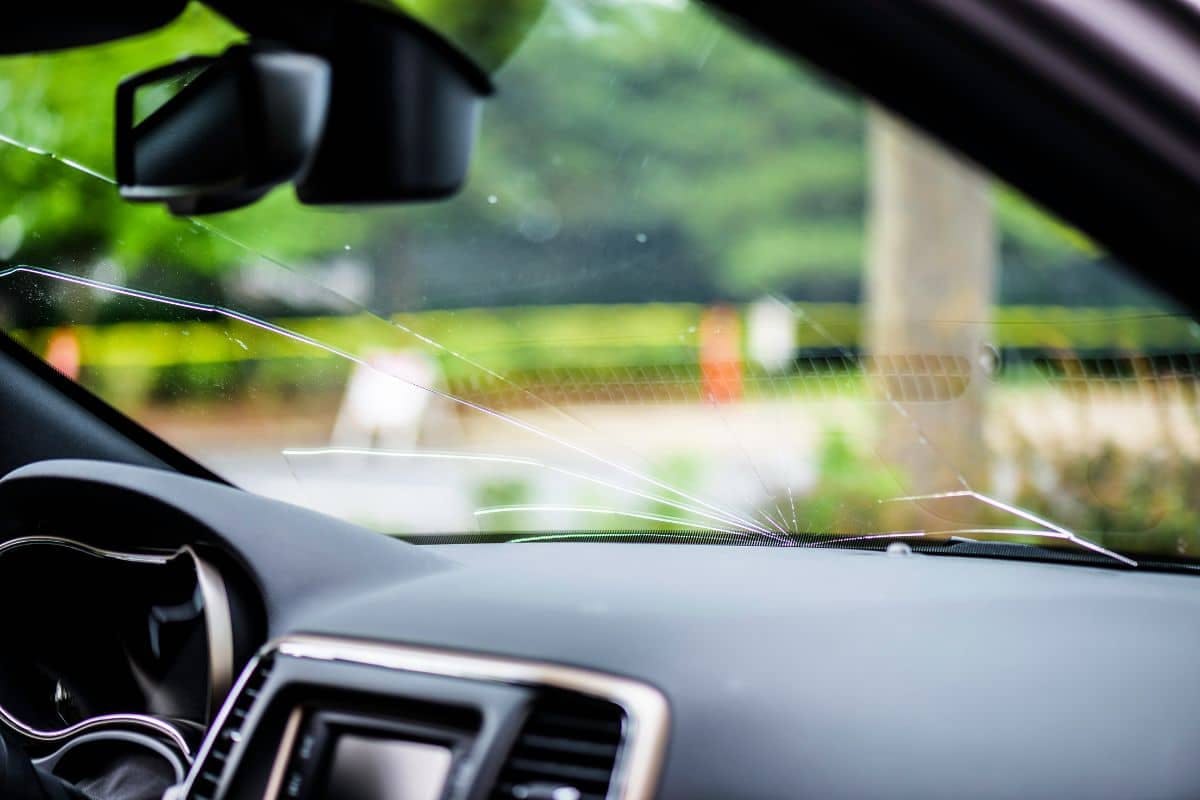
xmin=181 ymin=634 xmax=670 ymax=800
xmin=261 ymin=708 xmax=304 ymax=800
xmin=0 ymin=535 xmax=175 ymax=564
xmin=0 ymin=707 xmax=194 ymax=758
xmin=189 ymin=546 xmax=235 ymax=720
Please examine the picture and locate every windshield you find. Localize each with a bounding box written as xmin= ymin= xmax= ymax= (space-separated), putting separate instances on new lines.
xmin=0 ymin=1 xmax=1195 ymax=563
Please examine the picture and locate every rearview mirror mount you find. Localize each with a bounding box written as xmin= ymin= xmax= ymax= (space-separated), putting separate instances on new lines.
xmin=293 ymin=6 xmax=495 ymax=205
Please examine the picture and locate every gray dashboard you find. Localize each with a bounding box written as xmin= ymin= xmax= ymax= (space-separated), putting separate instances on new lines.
xmin=2 ymin=460 xmax=1199 ymax=800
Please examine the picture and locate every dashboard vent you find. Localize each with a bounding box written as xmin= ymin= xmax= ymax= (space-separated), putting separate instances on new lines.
xmin=491 ymin=691 xmax=626 ymax=800
xmin=190 ymin=655 xmax=274 ymax=800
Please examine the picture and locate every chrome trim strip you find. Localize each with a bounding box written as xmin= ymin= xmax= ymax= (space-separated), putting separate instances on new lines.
xmin=182 ymin=635 xmax=670 ymax=800
xmin=189 ymin=547 xmax=235 ymax=719
xmin=0 ymin=535 xmax=175 ymax=563
xmin=261 ymin=708 xmax=304 ymax=800
xmin=0 ymin=707 xmax=193 ymax=758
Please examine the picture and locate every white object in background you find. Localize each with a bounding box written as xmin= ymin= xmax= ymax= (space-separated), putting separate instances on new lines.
xmin=332 ymin=350 xmax=440 ymax=449
xmin=746 ymin=296 xmax=796 ymax=373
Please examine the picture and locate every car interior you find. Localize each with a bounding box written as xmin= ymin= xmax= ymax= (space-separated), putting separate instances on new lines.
xmin=4 ymin=1 xmax=1200 ymax=799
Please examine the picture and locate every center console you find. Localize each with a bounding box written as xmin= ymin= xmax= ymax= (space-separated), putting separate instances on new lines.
xmin=170 ymin=636 xmax=669 ymax=800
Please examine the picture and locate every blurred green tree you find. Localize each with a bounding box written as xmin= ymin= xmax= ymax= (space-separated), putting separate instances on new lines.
xmin=0 ymin=0 xmax=1099 ymax=308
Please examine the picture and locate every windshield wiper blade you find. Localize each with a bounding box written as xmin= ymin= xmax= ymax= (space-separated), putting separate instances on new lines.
xmin=879 ymin=490 xmax=1138 ymax=568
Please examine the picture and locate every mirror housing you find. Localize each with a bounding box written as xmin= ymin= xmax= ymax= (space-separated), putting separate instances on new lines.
xmin=294 ymin=9 xmax=493 ymax=205
xmin=115 ymin=45 xmax=331 ymax=215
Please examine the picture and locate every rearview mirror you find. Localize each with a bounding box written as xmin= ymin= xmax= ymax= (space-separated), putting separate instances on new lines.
xmin=115 ymin=44 xmax=331 ymax=215
xmin=113 ymin=3 xmax=505 ymax=213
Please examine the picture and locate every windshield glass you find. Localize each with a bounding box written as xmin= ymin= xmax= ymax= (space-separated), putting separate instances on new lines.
xmin=0 ymin=1 xmax=1195 ymax=563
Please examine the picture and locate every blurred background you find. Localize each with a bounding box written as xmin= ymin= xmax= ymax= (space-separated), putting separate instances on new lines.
xmin=2 ymin=0 xmax=1198 ymax=557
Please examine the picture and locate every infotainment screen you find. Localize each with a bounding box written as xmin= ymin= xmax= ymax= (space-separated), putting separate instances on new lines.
xmin=321 ymin=735 xmax=453 ymax=800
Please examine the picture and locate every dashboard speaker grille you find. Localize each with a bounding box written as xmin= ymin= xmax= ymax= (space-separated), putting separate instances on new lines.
xmin=491 ymin=691 xmax=626 ymax=800
xmin=190 ymin=655 xmax=274 ymax=800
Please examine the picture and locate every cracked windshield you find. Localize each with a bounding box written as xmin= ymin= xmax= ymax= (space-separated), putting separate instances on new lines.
xmin=1 ymin=0 xmax=1197 ymax=562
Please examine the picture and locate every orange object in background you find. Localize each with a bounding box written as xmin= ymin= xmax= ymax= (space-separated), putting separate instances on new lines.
xmin=44 ymin=327 xmax=82 ymax=380
xmin=698 ymin=305 xmax=743 ymax=403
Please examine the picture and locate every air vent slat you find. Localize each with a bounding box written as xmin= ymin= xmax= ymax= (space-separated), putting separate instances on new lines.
xmin=490 ymin=691 xmax=625 ymax=800
xmin=186 ymin=656 xmax=274 ymax=800
xmin=520 ymin=733 xmax=620 ymax=759
xmin=532 ymin=711 xmax=623 ymax=736
xmin=507 ymin=757 xmax=613 ymax=785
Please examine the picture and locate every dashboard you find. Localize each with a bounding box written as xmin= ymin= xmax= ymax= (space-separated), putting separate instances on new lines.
xmin=2 ymin=459 xmax=1200 ymax=800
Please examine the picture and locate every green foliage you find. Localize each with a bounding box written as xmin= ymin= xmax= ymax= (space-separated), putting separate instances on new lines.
xmin=473 ymin=478 xmax=534 ymax=531
xmin=0 ymin=0 xmax=1111 ymax=310
xmin=1006 ymin=434 xmax=1200 ymax=559
xmin=0 ymin=6 xmax=242 ymax=269
xmin=473 ymin=3 xmax=870 ymax=294
xmin=759 ymin=425 xmax=1200 ymax=554
xmin=644 ymin=454 xmax=704 ymax=524
xmin=15 ymin=301 xmax=1194 ymax=373
xmin=778 ymin=429 xmax=902 ymax=534
xmin=385 ymin=0 xmax=547 ymax=70
xmin=474 ymin=478 xmax=533 ymax=509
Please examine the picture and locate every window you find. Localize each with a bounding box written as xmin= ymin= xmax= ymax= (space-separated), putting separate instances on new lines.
xmin=0 ymin=1 xmax=1192 ymax=561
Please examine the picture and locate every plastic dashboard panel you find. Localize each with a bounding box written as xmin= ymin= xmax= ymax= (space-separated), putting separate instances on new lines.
xmin=4 ymin=460 xmax=1200 ymax=799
